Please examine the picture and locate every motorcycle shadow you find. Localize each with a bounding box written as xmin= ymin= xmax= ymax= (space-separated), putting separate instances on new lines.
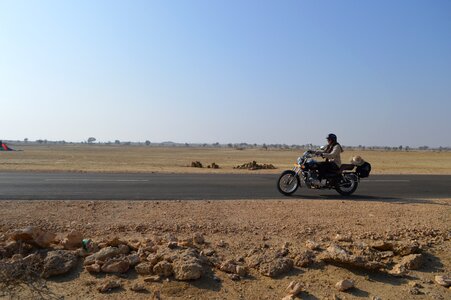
xmin=287 ymin=194 xmax=445 ymax=205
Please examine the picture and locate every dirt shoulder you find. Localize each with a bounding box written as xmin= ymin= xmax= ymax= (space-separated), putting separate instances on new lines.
xmin=1 ymin=199 xmax=450 ymax=299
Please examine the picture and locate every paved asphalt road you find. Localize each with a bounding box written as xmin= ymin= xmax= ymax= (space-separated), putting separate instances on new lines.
xmin=0 ymin=172 xmax=450 ymax=201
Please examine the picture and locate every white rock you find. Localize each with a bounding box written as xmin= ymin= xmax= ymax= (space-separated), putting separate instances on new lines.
xmin=334 ymin=234 xmax=352 ymax=242
xmin=286 ymin=280 xmax=303 ymax=295
xmin=305 ymin=240 xmax=320 ymax=250
xmin=153 ymin=260 xmax=173 ymax=277
xmin=400 ymin=254 xmax=423 ymax=270
xmin=435 ymin=275 xmax=451 ymax=287
xmin=97 ymin=280 xmax=121 ymax=293
xmin=335 ymin=279 xmax=355 ymax=291
xmin=389 ymin=263 xmax=408 ymax=276
xmin=100 ymin=259 xmax=130 ymax=273
xmin=11 ymin=226 xmax=56 ymax=248
xmin=61 ymin=230 xmax=83 ymax=250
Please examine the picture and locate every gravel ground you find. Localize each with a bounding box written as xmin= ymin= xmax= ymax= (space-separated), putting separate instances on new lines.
xmin=0 ymin=198 xmax=450 ymax=299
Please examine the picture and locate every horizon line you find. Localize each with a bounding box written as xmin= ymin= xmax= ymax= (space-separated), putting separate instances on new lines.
xmin=2 ymin=139 xmax=450 ymax=150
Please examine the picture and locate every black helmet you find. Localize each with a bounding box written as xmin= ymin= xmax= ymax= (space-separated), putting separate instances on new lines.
xmin=326 ymin=133 xmax=337 ymax=142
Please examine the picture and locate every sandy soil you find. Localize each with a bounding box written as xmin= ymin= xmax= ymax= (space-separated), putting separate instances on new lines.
xmin=1 ymin=145 xmax=451 ymax=174
xmin=1 ymin=198 xmax=450 ymax=299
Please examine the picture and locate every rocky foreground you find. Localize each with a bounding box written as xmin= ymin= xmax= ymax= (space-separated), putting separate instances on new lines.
xmin=0 ymin=199 xmax=450 ymax=299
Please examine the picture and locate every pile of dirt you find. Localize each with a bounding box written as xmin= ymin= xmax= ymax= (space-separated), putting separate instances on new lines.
xmin=191 ymin=161 xmax=220 ymax=169
xmin=190 ymin=161 xmax=203 ymax=168
xmin=234 ymin=161 xmax=276 ymax=170
xmin=207 ymin=162 xmax=219 ymax=169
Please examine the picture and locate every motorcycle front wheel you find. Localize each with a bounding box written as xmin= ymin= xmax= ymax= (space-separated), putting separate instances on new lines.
xmin=335 ymin=173 xmax=358 ymax=196
xmin=277 ymin=170 xmax=300 ymax=196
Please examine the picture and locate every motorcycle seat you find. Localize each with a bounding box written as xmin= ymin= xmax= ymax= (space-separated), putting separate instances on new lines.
xmin=339 ymin=164 xmax=355 ymax=172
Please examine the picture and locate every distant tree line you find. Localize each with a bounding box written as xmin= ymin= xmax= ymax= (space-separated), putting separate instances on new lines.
xmin=4 ymin=138 xmax=450 ymax=152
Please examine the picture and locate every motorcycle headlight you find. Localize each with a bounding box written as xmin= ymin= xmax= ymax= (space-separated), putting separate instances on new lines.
xmin=297 ymin=157 xmax=303 ymax=165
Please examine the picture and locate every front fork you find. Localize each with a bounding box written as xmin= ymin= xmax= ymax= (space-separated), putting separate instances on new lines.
xmin=289 ymin=165 xmax=302 ymax=184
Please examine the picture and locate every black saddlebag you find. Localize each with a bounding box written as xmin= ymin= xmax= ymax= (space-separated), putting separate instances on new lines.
xmin=356 ymin=162 xmax=371 ymax=178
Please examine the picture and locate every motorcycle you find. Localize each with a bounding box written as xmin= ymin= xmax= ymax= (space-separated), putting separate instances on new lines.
xmin=277 ymin=149 xmax=371 ymax=196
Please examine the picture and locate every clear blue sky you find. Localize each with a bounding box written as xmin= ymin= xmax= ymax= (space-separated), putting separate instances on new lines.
xmin=1 ymin=0 xmax=450 ymax=147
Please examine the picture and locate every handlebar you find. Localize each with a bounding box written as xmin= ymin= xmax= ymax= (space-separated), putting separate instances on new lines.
xmin=303 ymin=150 xmax=323 ymax=157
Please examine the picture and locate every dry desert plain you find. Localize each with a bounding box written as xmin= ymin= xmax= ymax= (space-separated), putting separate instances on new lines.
xmin=0 ymin=144 xmax=451 ymax=174
xmin=0 ymin=145 xmax=450 ymax=300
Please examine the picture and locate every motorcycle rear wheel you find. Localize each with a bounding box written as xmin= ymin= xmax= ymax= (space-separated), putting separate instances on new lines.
xmin=277 ymin=170 xmax=300 ymax=196
xmin=335 ymin=173 xmax=358 ymax=196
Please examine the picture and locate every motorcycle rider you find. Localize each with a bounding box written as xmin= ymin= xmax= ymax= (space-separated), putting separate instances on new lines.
xmin=315 ymin=133 xmax=343 ymax=181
